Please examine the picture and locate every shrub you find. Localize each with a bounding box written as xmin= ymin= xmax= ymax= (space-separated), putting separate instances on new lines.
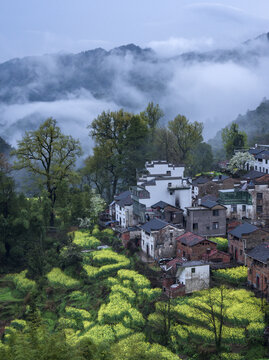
xmin=5 ymin=270 xmax=36 ymax=294
xmin=46 ymin=268 xmax=80 ymax=288
xmin=72 ymin=231 xmax=100 ymax=249
xmin=212 ymin=266 xmax=247 ymax=285
xmin=209 ymin=237 xmax=228 ymax=252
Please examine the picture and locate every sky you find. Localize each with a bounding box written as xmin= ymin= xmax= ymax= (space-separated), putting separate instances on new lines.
xmin=1 ymin=0 xmax=269 ymax=62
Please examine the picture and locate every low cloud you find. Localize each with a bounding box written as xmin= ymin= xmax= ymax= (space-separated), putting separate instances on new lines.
xmin=1 ymin=35 xmax=269 ymax=155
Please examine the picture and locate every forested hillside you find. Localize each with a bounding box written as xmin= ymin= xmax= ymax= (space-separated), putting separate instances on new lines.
xmin=208 ymin=98 xmax=269 ymax=154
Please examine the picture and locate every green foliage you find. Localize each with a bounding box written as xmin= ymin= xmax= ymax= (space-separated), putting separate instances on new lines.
xmin=168 ymin=114 xmax=203 ymax=163
xmin=209 ymin=237 xmax=228 ymax=252
xmin=46 ymin=268 xmax=80 ymax=288
xmin=71 ymin=230 xmax=101 ymax=249
xmin=12 ymin=118 xmax=82 ymax=226
xmin=5 ymin=270 xmax=36 ymax=295
xmin=171 ymin=287 xmax=265 ymax=354
xmin=109 ymin=333 xmax=180 ymax=360
xmin=222 ymin=123 xmax=248 ymax=159
xmin=212 ymin=266 xmax=247 ymax=285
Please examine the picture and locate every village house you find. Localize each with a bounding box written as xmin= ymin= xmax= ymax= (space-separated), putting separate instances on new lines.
xmin=150 ymin=201 xmax=184 ymax=227
xmin=228 ymin=222 xmax=269 ymax=265
xmin=247 ymin=174 xmax=269 ymax=225
xmin=247 ymin=145 xmax=269 ymax=174
xmin=140 ymin=218 xmax=184 ymax=260
xmin=176 ymin=231 xmax=217 ymax=261
xmin=202 ymin=249 xmax=230 ymax=263
xmin=246 ymin=242 xmax=269 ymax=297
xmin=218 ymin=188 xmax=253 ymax=220
xmin=131 ymin=160 xmax=192 ymax=223
xmin=162 ymin=258 xmax=210 ymax=297
xmin=186 ymin=199 xmax=227 ymax=237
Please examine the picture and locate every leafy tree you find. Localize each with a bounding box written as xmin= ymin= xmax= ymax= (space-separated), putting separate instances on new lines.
xmin=190 ymin=142 xmax=214 ymax=176
xmin=222 ymin=123 xmax=247 ymax=159
xmin=140 ymin=102 xmax=164 ymax=131
xmin=228 ymin=151 xmax=255 ymax=174
xmin=168 ymin=115 xmax=203 ymax=163
xmin=12 ymin=118 xmax=82 ymax=227
xmin=87 ymin=109 xmax=149 ymax=201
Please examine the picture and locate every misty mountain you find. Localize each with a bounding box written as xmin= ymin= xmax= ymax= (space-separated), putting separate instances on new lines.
xmin=208 ymin=98 xmax=269 ymax=153
xmin=0 ymin=136 xmax=11 ymax=154
xmin=1 ymin=32 xmax=269 ymax=152
xmin=1 ymin=35 xmax=269 ymax=106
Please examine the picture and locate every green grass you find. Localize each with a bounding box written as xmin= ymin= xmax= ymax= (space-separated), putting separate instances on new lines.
xmin=0 ymin=287 xmax=22 ymax=302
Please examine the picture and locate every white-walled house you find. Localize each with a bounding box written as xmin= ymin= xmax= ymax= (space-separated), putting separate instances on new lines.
xmin=114 ymin=193 xmax=136 ymax=228
xmin=162 ymin=258 xmax=210 ymax=296
xmin=247 ymin=145 xmax=269 ymax=174
xmin=140 ymin=218 xmax=184 ymax=259
xmin=176 ymin=261 xmax=210 ymax=294
xmin=131 ymin=161 xmax=192 ymax=223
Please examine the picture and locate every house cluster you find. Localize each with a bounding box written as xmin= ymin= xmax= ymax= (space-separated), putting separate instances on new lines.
xmin=107 ymin=157 xmax=269 ymax=298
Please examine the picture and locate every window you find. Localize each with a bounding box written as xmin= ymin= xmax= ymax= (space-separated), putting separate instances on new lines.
xmin=242 ymin=205 xmax=246 ymax=211
xmin=257 ymin=205 xmax=263 ymax=213
xmin=240 ymin=250 xmax=242 ymax=256
xmin=213 ymin=209 xmax=219 ymax=216
xmin=191 ymin=268 xmax=195 ymax=273
xmin=168 ymin=182 xmax=172 ymax=187
xmin=255 ymin=166 xmax=257 ymax=170
xmin=257 ymin=193 xmax=263 ymax=200
xmin=265 ymin=277 xmax=268 ymax=285
xmin=212 ymin=222 xmax=219 ymax=229
xmin=232 ymin=205 xmax=237 ymax=213
xmin=183 ymin=251 xmax=186 ymax=257
xmin=166 ymin=170 xmax=171 ymax=175
xmin=193 ymin=223 xmax=198 ymax=230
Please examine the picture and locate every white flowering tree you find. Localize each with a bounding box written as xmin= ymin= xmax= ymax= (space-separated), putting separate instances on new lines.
xmin=228 ymin=152 xmax=254 ymax=174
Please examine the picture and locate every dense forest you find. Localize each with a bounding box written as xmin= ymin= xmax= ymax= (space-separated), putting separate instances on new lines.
xmin=0 ymin=103 xmax=268 ymax=359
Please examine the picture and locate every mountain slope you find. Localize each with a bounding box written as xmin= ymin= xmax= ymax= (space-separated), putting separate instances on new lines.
xmin=208 ymin=98 xmax=269 ymax=152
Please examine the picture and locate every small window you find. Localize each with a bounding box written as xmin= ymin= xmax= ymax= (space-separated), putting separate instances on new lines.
xmin=191 ymin=268 xmax=195 ymax=273
xmin=242 ymin=205 xmax=246 ymax=211
xmin=265 ymin=277 xmax=268 ymax=284
xmin=166 ymin=170 xmax=171 ymax=175
xmin=240 ymin=250 xmax=243 ymax=256
xmin=257 ymin=193 xmax=263 ymax=200
xmin=213 ymin=209 xmax=219 ymax=216
xmin=232 ymin=205 xmax=237 ymax=213
xmin=183 ymin=251 xmax=186 ymax=257
xmin=249 ymin=268 xmax=252 ymax=274
xmin=193 ymin=223 xmax=198 ymax=230
xmin=168 ymin=182 xmax=172 ymax=187
xmin=255 ymin=165 xmax=257 ymax=170
xmin=257 ymin=205 xmax=263 ymax=213
xmin=212 ymin=222 xmax=219 ymax=229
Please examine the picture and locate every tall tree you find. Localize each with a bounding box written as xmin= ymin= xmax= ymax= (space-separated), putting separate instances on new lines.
xmin=87 ymin=109 xmax=149 ymax=201
xmin=12 ymin=118 xmax=82 ymax=227
xmin=168 ymin=115 xmax=203 ymax=163
xmin=222 ymin=123 xmax=247 ymax=159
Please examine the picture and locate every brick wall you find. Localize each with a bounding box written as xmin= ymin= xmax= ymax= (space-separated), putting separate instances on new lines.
xmin=177 ymin=240 xmax=217 ymax=261
xmin=246 ymin=256 xmax=269 ymax=295
xmin=228 ymin=229 xmax=269 ymax=264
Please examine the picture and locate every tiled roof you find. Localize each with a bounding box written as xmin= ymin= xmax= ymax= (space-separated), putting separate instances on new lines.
xmin=176 ymin=232 xmax=210 ymax=247
xmin=247 ymin=243 xmax=269 ymax=263
xmin=255 ymin=150 xmax=269 ymax=160
xmin=192 ymin=177 xmax=211 ymax=185
xmin=201 ymin=195 xmax=218 ymax=202
xmin=243 ymin=170 xmax=264 ymax=180
xmin=116 ymin=194 xmax=133 ymax=207
xmin=200 ymin=199 xmax=219 ymax=209
xmin=140 ymin=218 xmax=169 ymax=233
xmin=151 ymin=200 xmax=170 ymax=209
xmin=249 ymin=148 xmax=264 ymax=155
xmin=229 ymin=222 xmax=258 ymax=238
xmin=115 ymin=190 xmax=131 ymax=201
